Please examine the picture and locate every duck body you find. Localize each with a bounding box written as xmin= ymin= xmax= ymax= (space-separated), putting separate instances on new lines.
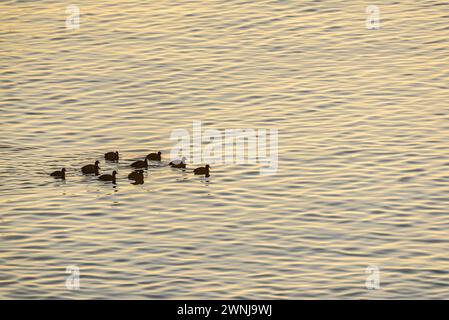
xmin=128 ymin=170 xmax=144 ymax=181
xmin=132 ymin=179 xmax=144 ymax=185
xmin=98 ymin=170 xmax=117 ymax=183
xmin=170 ymin=162 xmax=186 ymax=169
xmin=146 ymin=151 xmax=162 ymax=161
xmin=81 ymin=161 xmax=101 ymax=175
xmin=105 ymin=151 xmax=119 ymax=161
xmin=128 ymin=170 xmax=144 ymax=184
xmin=169 ymin=156 xmax=187 ymax=168
xmin=50 ymin=168 xmax=66 ymax=179
xmin=130 ymin=158 xmax=148 ymax=169
xmin=194 ymin=164 xmax=210 ymax=176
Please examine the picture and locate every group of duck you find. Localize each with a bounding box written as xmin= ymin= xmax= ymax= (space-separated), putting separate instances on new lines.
xmin=49 ymin=151 xmax=211 ymax=184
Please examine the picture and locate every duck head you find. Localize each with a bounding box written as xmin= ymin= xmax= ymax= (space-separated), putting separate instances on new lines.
xmin=94 ymin=161 xmax=101 ymax=175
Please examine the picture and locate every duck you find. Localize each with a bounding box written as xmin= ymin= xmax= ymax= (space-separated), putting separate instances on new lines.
xmin=169 ymin=156 xmax=187 ymax=168
xmin=128 ymin=170 xmax=144 ymax=181
xmin=146 ymin=151 xmax=162 ymax=161
xmin=98 ymin=170 xmax=117 ymax=183
xmin=128 ymin=170 xmax=144 ymax=185
xmin=104 ymin=151 xmax=119 ymax=161
xmin=193 ymin=164 xmax=210 ymax=176
xmin=81 ymin=160 xmax=100 ymax=175
xmin=130 ymin=158 xmax=148 ymax=169
xmin=50 ymin=168 xmax=66 ymax=179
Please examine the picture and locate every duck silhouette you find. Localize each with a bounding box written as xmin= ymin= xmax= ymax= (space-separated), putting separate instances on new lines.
xmin=98 ymin=170 xmax=117 ymax=183
xmin=193 ymin=164 xmax=210 ymax=177
xmin=128 ymin=170 xmax=144 ymax=181
xmin=128 ymin=170 xmax=144 ymax=185
xmin=81 ymin=161 xmax=100 ymax=175
xmin=105 ymin=151 xmax=119 ymax=161
xmin=146 ymin=151 xmax=162 ymax=161
xmin=169 ymin=156 xmax=187 ymax=168
xmin=50 ymin=168 xmax=66 ymax=179
xmin=130 ymin=158 xmax=148 ymax=169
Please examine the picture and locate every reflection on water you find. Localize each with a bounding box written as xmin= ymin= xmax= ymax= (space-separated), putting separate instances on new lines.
xmin=2 ymin=0 xmax=449 ymax=299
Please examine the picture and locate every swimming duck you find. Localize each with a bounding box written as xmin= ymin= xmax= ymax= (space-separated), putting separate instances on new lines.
xmin=146 ymin=151 xmax=162 ymax=161
xmin=81 ymin=160 xmax=100 ymax=175
xmin=128 ymin=170 xmax=144 ymax=181
xmin=50 ymin=168 xmax=66 ymax=179
xmin=128 ymin=170 xmax=144 ymax=185
xmin=169 ymin=156 xmax=187 ymax=168
xmin=98 ymin=170 xmax=117 ymax=183
xmin=193 ymin=164 xmax=210 ymax=176
xmin=104 ymin=151 xmax=119 ymax=161
xmin=130 ymin=158 xmax=148 ymax=169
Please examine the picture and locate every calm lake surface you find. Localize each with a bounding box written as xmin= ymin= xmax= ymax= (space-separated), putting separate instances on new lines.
xmin=2 ymin=0 xmax=449 ymax=299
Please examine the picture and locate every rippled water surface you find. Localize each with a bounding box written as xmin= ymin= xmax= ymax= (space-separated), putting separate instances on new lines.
xmin=2 ymin=0 xmax=449 ymax=299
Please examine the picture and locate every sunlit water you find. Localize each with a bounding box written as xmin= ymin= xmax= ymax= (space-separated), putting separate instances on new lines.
xmin=2 ymin=0 xmax=449 ymax=299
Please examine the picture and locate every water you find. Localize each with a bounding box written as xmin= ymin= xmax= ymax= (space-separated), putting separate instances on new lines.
xmin=2 ymin=0 xmax=449 ymax=299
